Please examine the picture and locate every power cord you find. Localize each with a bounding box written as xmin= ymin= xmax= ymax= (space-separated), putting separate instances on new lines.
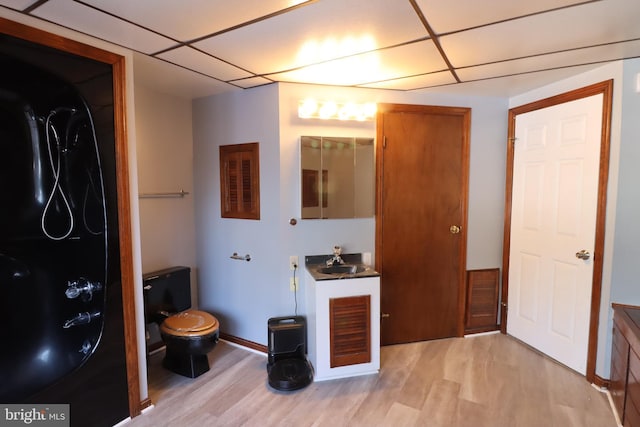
xmin=292 ymin=263 xmax=298 ymax=316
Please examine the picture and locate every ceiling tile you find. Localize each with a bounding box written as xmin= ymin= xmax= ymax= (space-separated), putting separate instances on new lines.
xmin=133 ymin=53 xmax=233 ymax=99
xmin=424 ymin=64 xmax=603 ymax=97
xmin=268 ymin=40 xmax=447 ymax=86
xmin=441 ymin=0 xmax=640 ymax=68
xmin=358 ymin=70 xmax=456 ymax=91
xmin=193 ymin=0 xmax=427 ymax=75
xmin=0 ymin=0 xmax=39 ymax=10
xmin=80 ymin=0 xmax=312 ymax=42
xmin=229 ymin=76 xmax=274 ymax=89
xmin=157 ymin=46 xmax=253 ymax=81
xmin=416 ymin=0 xmax=586 ymax=34
xmin=457 ymin=39 xmax=640 ymax=82
xmin=30 ymin=0 xmax=177 ymax=54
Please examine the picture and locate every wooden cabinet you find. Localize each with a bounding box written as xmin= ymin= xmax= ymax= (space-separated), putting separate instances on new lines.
xmin=612 ymin=319 xmax=630 ymax=420
xmin=305 ymin=272 xmax=380 ymax=381
xmin=628 ymin=348 xmax=640 ymax=426
xmin=611 ymin=304 xmax=640 ymax=426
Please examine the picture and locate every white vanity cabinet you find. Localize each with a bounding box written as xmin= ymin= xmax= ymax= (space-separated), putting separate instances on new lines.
xmin=305 ymin=269 xmax=380 ymax=381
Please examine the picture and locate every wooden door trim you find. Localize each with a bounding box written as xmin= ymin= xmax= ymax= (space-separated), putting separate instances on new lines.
xmin=0 ymin=17 xmax=142 ymax=416
xmin=375 ymin=103 xmax=471 ymax=338
xmin=500 ymin=80 xmax=614 ymax=383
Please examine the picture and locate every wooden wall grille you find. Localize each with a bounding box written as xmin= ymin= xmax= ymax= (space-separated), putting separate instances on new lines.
xmin=330 ymin=295 xmax=371 ymax=368
xmin=219 ymin=143 xmax=260 ymax=219
xmin=465 ymin=268 xmax=500 ymax=334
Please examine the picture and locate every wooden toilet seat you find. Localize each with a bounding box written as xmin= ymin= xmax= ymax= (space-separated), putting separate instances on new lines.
xmin=161 ymin=309 xmax=219 ymax=337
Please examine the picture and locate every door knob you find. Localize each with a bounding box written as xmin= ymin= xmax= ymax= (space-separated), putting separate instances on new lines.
xmin=449 ymin=225 xmax=461 ymax=234
xmin=575 ymin=250 xmax=590 ymax=260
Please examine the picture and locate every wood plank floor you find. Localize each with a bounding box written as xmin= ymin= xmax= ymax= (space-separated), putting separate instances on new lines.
xmin=125 ymin=333 xmax=616 ymax=427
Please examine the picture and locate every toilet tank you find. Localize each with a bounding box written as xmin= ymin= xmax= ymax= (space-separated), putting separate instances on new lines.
xmin=142 ymin=266 xmax=191 ymax=324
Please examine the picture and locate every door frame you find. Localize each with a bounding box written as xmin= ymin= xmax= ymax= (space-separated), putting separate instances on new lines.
xmin=375 ymin=103 xmax=470 ymax=339
xmin=0 ymin=17 xmax=142 ymax=415
xmin=500 ymin=80 xmax=613 ymax=384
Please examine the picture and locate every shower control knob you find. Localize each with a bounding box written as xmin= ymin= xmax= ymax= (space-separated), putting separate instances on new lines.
xmin=79 ymin=339 xmax=92 ymax=354
xmin=65 ymin=278 xmax=102 ymax=301
xmin=63 ymin=310 xmax=101 ymax=329
xmin=65 ymin=286 xmax=81 ymax=299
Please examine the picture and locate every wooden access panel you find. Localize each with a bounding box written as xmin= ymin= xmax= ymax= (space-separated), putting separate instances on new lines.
xmin=330 ymin=295 xmax=371 ymax=368
xmin=465 ymin=268 xmax=500 ymax=334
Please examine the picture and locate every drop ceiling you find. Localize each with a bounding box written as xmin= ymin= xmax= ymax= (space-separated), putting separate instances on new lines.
xmin=1 ymin=0 xmax=639 ymax=98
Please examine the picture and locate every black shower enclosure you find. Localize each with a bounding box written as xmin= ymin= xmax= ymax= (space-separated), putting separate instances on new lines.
xmin=0 ymin=31 xmax=130 ymax=426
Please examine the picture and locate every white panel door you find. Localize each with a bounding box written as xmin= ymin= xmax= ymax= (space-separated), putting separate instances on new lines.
xmin=507 ymin=94 xmax=603 ymax=374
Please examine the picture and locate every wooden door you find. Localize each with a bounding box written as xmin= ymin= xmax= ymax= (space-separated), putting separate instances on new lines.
xmin=508 ymin=94 xmax=602 ymax=374
xmin=376 ymin=104 xmax=470 ymax=345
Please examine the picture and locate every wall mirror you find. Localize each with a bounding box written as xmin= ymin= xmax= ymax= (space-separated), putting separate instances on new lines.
xmin=300 ymin=136 xmax=374 ymax=219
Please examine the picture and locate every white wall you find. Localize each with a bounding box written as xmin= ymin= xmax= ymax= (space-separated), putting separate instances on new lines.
xmin=133 ymin=84 xmax=198 ymax=304
xmin=193 ymin=81 xmax=509 ymax=345
xmin=509 ymin=61 xmax=626 ymax=378
xmin=611 ymin=58 xmax=640 ymax=304
xmin=193 ymin=85 xmax=282 ymax=342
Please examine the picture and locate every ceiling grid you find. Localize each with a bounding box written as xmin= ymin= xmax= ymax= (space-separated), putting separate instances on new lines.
xmin=1 ymin=0 xmax=638 ymax=97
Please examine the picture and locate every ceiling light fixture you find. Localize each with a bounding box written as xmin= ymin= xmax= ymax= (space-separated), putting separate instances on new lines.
xmin=298 ymin=99 xmax=377 ymax=121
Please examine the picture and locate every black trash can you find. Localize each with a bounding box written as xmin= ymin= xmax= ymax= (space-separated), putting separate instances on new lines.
xmin=267 ymin=316 xmax=313 ymax=391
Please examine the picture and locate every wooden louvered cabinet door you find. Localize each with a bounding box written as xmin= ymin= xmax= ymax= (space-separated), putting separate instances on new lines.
xmin=329 ymin=295 xmax=371 ymax=368
xmin=219 ymin=142 xmax=260 ymax=219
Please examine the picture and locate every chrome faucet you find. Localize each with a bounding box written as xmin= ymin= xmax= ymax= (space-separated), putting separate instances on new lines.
xmin=65 ymin=278 xmax=102 ymax=302
xmin=326 ymin=245 xmax=344 ymax=266
xmin=63 ymin=310 xmax=101 ymax=329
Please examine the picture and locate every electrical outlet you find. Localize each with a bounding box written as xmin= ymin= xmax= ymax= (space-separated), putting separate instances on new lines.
xmin=289 ymin=255 xmax=298 ymax=271
xmin=289 ymin=277 xmax=299 ymax=291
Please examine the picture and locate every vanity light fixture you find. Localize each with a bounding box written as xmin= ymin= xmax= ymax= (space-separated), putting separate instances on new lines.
xmin=298 ymin=99 xmax=377 ymax=121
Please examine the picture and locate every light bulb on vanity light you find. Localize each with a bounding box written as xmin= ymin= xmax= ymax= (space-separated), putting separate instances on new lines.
xmin=297 ymin=99 xmax=377 ymax=121
xmin=298 ymin=98 xmax=318 ymax=118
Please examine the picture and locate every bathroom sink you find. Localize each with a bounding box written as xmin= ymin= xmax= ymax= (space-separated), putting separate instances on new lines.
xmin=317 ymin=264 xmax=366 ymax=275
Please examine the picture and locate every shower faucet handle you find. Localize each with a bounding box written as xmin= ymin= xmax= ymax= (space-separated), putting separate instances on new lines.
xmin=65 ymin=278 xmax=102 ymax=301
xmin=63 ymin=310 xmax=101 ymax=329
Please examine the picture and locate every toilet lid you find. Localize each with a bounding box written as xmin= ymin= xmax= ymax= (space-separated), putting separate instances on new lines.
xmin=162 ymin=310 xmax=218 ymax=333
